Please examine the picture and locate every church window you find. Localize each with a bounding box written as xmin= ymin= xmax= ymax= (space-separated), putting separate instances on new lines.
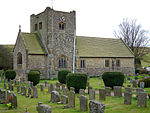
xmin=59 ymin=22 xmax=66 ymax=30
xmin=105 ymin=60 xmax=109 ymax=67
xmin=116 ymin=60 xmax=120 ymax=67
xmin=80 ymin=60 xmax=85 ymax=68
xmin=39 ymin=22 xmax=42 ymax=29
xmin=17 ymin=52 xmax=22 ymax=65
xmin=58 ymin=56 xmax=67 ymax=68
xmin=35 ymin=24 xmax=37 ymax=30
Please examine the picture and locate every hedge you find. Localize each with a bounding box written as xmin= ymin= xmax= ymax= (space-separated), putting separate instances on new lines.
xmin=28 ymin=70 xmax=40 ymax=86
xmin=5 ymin=70 xmax=16 ymax=81
xmin=58 ymin=70 xmax=71 ymax=84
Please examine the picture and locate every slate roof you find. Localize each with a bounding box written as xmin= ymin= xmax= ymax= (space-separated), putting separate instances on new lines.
xmin=20 ymin=32 xmax=46 ymax=54
xmin=76 ymin=36 xmax=134 ymax=58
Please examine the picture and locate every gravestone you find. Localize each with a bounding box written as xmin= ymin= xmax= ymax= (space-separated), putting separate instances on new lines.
xmin=88 ymin=86 xmax=93 ymax=94
xmin=50 ymin=83 xmax=55 ymax=93
xmin=124 ymin=92 xmax=132 ymax=105
xmin=89 ymin=89 xmax=95 ymax=100
xmin=30 ymin=82 xmax=33 ymax=88
xmin=136 ymin=88 xmax=144 ymax=98
xmin=48 ymin=85 xmax=50 ymax=93
xmin=132 ymin=80 xmax=137 ymax=88
xmin=69 ymin=90 xmax=75 ymax=108
xmin=89 ymin=100 xmax=105 ymax=113
xmin=50 ymin=91 xmax=60 ymax=103
xmin=137 ymin=92 xmax=147 ymax=107
xmin=1 ymin=90 xmax=6 ymax=101
xmin=61 ymin=95 xmax=68 ymax=104
xmin=70 ymin=87 xmax=75 ymax=92
xmin=125 ymin=87 xmax=132 ymax=94
xmin=80 ymin=95 xmax=88 ymax=111
xmin=79 ymin=89 xmax=85 ymax=97
xmin=140 ymin=82 xmax=145 ymax=89
xmin=45 ymin=81 xmax=48 ymax=87
xmin=12 ymin=93 xmax=17 ymax=108
xmin=56 ymin=82 xmax=60 ymax=92
xmin=36 ymin=102 xmax=52 ymax=113
xmin=99 ymin=89 xmax=106 ymax=100
xmin=28 ymin=87 xmax=32 ymax=97
xmin=0 ymin=88 xmax=2 ymax=100
xmin=17 ymin=86 xmax=20 ymax=93
xmin=63 ymin=87 xmax=68 ymax=96
xmin=40 ymin=84 xmax=44 ymax=92
xmin=114 ymin=86 xmax=122 ymax=97
xmin=33 ymin=86 xmax=38 ymax=98
xmin=105 ymin=87 xmax=111 ymax=96
xmin=62 ymin=84 xmax=65 ymax=91
xmin=21 ymin=86 xmax=26 ymax=96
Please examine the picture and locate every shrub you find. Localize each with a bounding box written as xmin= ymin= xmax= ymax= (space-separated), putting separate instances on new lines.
xmin=5 ymin=70 xmax=16 ymax=81
xmin=138 ymin=77 xmax=150 ymax=88
xmin=102 ymin=72 xmax=124 ymax=89
xmin=58 ymin=70 xmax=71 ymax=84
xmin=28 ymin=70 xmax=40 ymax=86
xmin=66 ymin=73 xmax=88 ymax=93
xmin=139 ymin=69 xmax=148 ymax=74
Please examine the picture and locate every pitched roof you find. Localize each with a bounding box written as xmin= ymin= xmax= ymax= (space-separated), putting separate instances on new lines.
xmin=76 ymin=36 xmax=134 ymax=58
xmin=20 ymin=32 xmax=46 ymax=54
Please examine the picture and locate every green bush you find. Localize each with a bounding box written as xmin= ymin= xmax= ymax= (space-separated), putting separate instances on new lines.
xmin=28 ymin=70 xmax=40 ymax=86
xmin=5 ymin=70 xmax=16 ymax=81
xmin=58 ymin=70 xmax=71 ymax=84
xmin=138 ymin=77 xmax=150 ymax=88
xmin=66 ymin=73 xmax=88 ymax=93
xmin=102 ymin=72 xmax=125 ymax=89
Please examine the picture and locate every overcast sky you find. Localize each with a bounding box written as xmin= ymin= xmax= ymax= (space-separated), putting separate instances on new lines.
xmin=0 ymin=0 xmax=150 ymax=44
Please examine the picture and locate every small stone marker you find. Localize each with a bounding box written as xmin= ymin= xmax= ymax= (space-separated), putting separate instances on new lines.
xmin=99 ymin=89 xmax=106 ymax=100
xmin=80 ymin=95 xmax=88 ymax=111
xmin=125 ymin=87 xmax=132 ymax=94
xmin=114 ymin=86 xmax=122 ymax=97
xmin=69 ymin=90 xmax=75 ymax=108
xmin=136 ymin=88 xmax=144 ymax=98
xmin=89 ymin=100 xmax=105 ymax=113
xmin=40 ymin=84 xmax=44 ymax=92
xmin=36 ymin=102 xmax=52 ymax=113
xmin=28 ymin=87 xmax=32 ymax=97
xmin=79 ymin=89 xmax=85 ymax=97
xmin=88 ymin=86 xmax=93 ymax=94
xmin=12 ymin=93 xmax=17 ymax=108
xmin=56 ymin=82 xmax=60 ymax=91
xmin=33 ymin=86 xmax=38 ymax=98
xmin=63 ymin=87 xmax=68 ymax=96
xmin=50 ymin=91 xmax=60 ymax=103
xmin=89 ymin=89 xmax=95 ymax=100
xmin=61 ymin=95 xmax=68 ymax=104
xmin=124 ymin=92 xmax=132 ymax=105
xmin=132 ymin=80 xmax=137 ymax=88
xmin=70 ymin=87 xmax=75 ymax=92
xmin=50 ymin=83 xmax=55 ymax=93
xmin=140 ymin=82 xmax=145 ymax=89
xmin=137 ymin=92 xmax=147 ymax=107
xmin=105 ymin=87 xmax=111 ymax=96
xmin=45 ymin=81 xmax=48 ymax=87
xmin=17 ymin=86 xmax=20 ymax=93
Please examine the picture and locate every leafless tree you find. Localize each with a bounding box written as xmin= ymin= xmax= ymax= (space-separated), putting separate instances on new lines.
xmin=114 ymin=18 xmax=150 ymax=58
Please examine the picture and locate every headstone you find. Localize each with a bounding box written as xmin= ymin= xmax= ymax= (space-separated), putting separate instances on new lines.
xmin=69 ymin=90 xmax=75 ymax=108
xmin=45 ymin=81 xmax=48 ymax=87
xmin=132 ymin=80 xmax=137 ymax=88
xmin=56 ymin=82 xmax=60 ymax=92
xmin=0 ymin=89 xmax=2 ymax=100
xmin=79 ymin=89 xmax=85 ymax=97
xmin=62 ymin=84 xmax=65 ymax=91
xmin=136 ymin=88 xmax=144 ymax=98
xmin=125 ymin=87 xmax=132 ymax=94
xmin=105 ymin=87 xmax=111 ymax=96
xmin=21 ymin=86 xmax=26 ymax=96
xmin=124 ymin=92 xmax=132 ymax=105
xmin=89 ymin=100 xmax=105 ymax=113
xmin=40 ymin=84 xmax=44 ymax=92
xmin=33 ymin=86 xmax=38 ymax=98
xmin=63 ymin=87 xmax=68 ymax=96
xmin=114 ymin=86 xmax=122 ymax=97
xmin=61 ymin=95 xmax=68 ymax=104
xmin=140 ymin=82 xmax=145 ymax=89
xmin=137 ymin=92 xmax=147 ymax=107
xmin=80 ymin=95 xmax=88 ymax=111
xmin=89 ymin=89 xmax=95 ymax=100
xmin=30 ymin=82 xmax=33 ymax=88
xmin=50 ymin=91 xmax=60 ymax=103
xmin=99 ymin=89 xmax=106 ymax=100
xmin=48 ymin=85 xmax=50 ymax=93
xmin=12 ymin=93 xmax=17 ymax=108
xmin=17 ymin=86 xmax=20 ymax=93
xmin=28 ymin=87 xmax=32 ymax=97
xmin=4 ymin=83 xmax=6 ymax=89
xmin=50 ymin=83 xmax=55 ymax=93
xmin=70 ymin=87 xmax=75 ymax=92
xmin=88 ymin=86 xmax=93 ymax=94
xmin=36 ymin=102 xmax=52 ymax=113
xmin=1 ymin=90 xmax=6 ymax=101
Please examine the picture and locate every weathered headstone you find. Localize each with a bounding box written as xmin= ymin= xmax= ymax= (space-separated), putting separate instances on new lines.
xmin=21 ymin=86 xmax=26 ymax=96
xmin=89 ymin=100 xmax=105 ymax=113
xmin=48 ymin=85 xmax=50 ymax=93
xmin=125 ymin=87 xmax=132 ymax=94
xmin=63 ymin=87 xmax=68 ymax=96
xmin=89 ymin=89 xmax=95 ymax=100
xmin=33 ymin=86 xmax=38 ymax=98
xmin=30 ymin=82 xmax=33 ymax=88
xmin=62 ymin=84 xmax=65 ymax=91
xmin=140 ymin=82 xmax=145 ymax=89
xmin=50 ymin=83 xmax=55 ymax=93
xmin=105 ymin=87 xmax=111 ymax=96
xmin=79 ymin=89 xmax=85 ymax=97
xmin=36 ymin=102 xmax=52 ymax=113
xmin=56 ymin=82 xmax=60 ymax=92
xmin=10 ymin=84 xmax=14 ymax=91
xmin=50 ymin=91 xmax=60 ymax=103
xmin=124 ymin=92 xmax=132 ymax=105
xmin=88 ymin=86 xmax=93 ymax=94
xmin=1 ymin=90 xmax=6 ymax=101
xmin=114 ymin=86 xmax=122 ymax=97
xmin=28 ymin=87 xmax=32 ymax=97
xmin=17 ymin=86 xmax=20 ymax=93
xmin=136 ymin=88 xmax=144 ymax=98
xmin=45 ymin=81 xmax=48 ymax=87
xmin=137 ymin=92 xmax=147 ymax=107
xmin=12 ymin=93 xmax=17 ymax=108
xmin=61 ymin=95 xmax=68 ymax=104
xmin=70 ymin=87 xmax=75 ymax=92
xmin=80 ymin=95 xmax=88 ymax=111
xmin=99 ymin=89 xmax=106 ymax=100
xmin=132 ymin=80 xmax=137 ymax=88
xmin=69 ymin=90 xmax=75 ymax=108
xmin=40 ymin=84 xmax=44 ymax=92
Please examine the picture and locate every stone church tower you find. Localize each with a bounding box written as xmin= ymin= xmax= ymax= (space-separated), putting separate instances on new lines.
xmin=30 ymin=7 xmax=76 ymax=78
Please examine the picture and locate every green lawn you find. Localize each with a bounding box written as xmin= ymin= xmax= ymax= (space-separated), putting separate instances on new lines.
xmin=0 ymin=78 xmax=150 ymax=113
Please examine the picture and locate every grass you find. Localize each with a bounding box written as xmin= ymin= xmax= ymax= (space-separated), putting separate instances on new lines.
xmin=0 ymin=77 xmax=150 ymax=113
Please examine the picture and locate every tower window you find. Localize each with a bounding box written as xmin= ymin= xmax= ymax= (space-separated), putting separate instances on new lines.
xmin=116 ymin=60 xmax=120 ymax=67
xmin=80 ymin=60 xmax=85 ymax=68
xmin=59 ymin=22 xmax=65 ymax=30
xmin=58 ymin=56 xmax=67 ymax=68
xmin=105 ymin=60 xmax=109 ymax=67
xmin=39 ymin=22 xmax=42 ymax=29
xmin=35 ymin=24 xmax=37 ymax=30
xmin=17 ymin=52 xmax=22 ymax=65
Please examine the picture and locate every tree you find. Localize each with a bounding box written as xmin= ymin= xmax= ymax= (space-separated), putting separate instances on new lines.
xmin=114 ymin=18 xmax=150 ymax=58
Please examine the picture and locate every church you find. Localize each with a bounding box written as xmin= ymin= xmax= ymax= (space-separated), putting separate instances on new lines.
xmin=13 ymin=7 xmax=135 ymax=79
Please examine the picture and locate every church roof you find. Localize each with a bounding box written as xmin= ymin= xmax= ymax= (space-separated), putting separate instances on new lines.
xmin=76 ymin=36 xmax=134 ymax=58
xmin=20 ymin=32 xmax=46 ymax=54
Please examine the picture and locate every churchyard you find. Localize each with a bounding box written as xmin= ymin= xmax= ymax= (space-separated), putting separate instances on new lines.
xmin=0 ymin=74 xmax=150 ymax=113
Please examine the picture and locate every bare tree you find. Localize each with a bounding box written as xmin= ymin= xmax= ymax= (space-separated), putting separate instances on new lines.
xmin=114 ymin=18 xmax=150 ymax=58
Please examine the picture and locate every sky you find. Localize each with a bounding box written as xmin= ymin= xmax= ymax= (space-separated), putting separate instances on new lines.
xmin=0 ymin=0 xmax=150 ymax=44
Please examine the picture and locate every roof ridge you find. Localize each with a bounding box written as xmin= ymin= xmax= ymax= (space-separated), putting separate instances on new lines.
xmin=76 ymin=36 xmax=119 ymax=40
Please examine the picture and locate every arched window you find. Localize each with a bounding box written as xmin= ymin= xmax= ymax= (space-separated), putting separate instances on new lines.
xmin=17 ymin=52 xmax=22 ymax=64
xmin=59 ymin=22 xmax=66 ymax=30
xmin=58 ymin=55 xmax=67 ymax=68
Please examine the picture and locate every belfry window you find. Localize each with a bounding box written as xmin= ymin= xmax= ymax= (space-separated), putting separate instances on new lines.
xmin=59 ymin=22 xmax=65 ymax=30
xmin=17 ymin=52 xmax=22 ymax=65
xmin=58 ymin=56 xmax=67 ymax=68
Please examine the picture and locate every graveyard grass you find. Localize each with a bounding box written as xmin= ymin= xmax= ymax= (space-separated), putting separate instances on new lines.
xmin=0 ymin=77 xmax=150 ymax=113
